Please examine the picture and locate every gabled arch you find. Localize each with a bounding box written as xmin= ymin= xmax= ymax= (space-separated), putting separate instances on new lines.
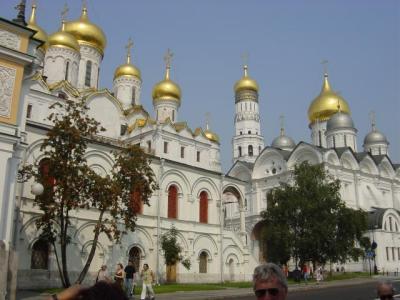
xmin=222 ymin=184 xmax=245 ymax=208
xmin=193 ymin=234 xmax=218 ymax=255
xmin=340 ymin=150 xmax=359 ymax=170
xmin=324 ymin=149 xmax=340 ymax=166
xmin=191 ymin=177 xmax=219 ymax=200
xmin=359 ymin=155 xmax=379 ymax=175
xmin=287 ymin=143 xmax=322 ymax=169
xmin=378 ymin=158 xmax=395 ymax=179
xmin=227 ymin=162 xmax=252 ymax=182
xmin=161 ymin=169 xmax=190 ymax=195
xmin=85 ymin=149 xmax=114 ymax=174
xmin=253 ymin=147 xmax=288 ymax=179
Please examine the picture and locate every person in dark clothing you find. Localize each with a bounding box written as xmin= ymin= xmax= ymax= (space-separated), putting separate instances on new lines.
xmin=124 ymin=261 xmax=136 ymax=298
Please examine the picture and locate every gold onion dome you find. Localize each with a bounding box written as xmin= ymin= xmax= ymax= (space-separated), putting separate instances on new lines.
xmin=308 ymin=73 xmax=350 ymax=123
xmin=48 ymin=21 xmax=80 ymax=52
xmin=204 ymin=124 xmax=220 ymax=143
xmin=234 ymin=65 xmax=259 ymax=93
xmin=152 ymin=65 xmax=181 ymax=103
xmin=64 ymin=6 xmax=107 ymax=55
xmin=27 ymin=5 xmax=48 ymax=51
xmin=114 ymin=42 xmax=141 ymax=80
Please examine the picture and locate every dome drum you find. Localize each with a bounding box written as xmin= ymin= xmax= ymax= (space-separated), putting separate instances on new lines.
xmin=326 ymin=112 xmax=355 ymax=131
xmin=271 ymin=135 xmax=296 ymax=150
xmin=235 ymin=90 xmax=258 ymax=103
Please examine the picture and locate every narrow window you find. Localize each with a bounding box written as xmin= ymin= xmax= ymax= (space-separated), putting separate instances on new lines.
xmin=199 ymin=251 xmax=208 ymax=273
xmin=240 ymin=131 xmax=242 ymax=135
xmin=147 ymin=141 xmax=151 ymax=152
xmin=172 ymin=110 xmax=175 ymax=122
xmin=389 ymin=217 xmax=393 ymax=231
xmin=130 ymin=188 xmax=143 ymax=214
xmin=120 ymin=124 xmax=127 ymax=136
xmin=164 ymin=142 xmax=168 ymax=154
xmin=131 ymin=87 xmax=136 ymax=105
xmin=168 ymin=185 xmax=178 ymax=219
xmin=238 ymin=146 xmax=242 ymax=157
xmin=344 ymin=135 xmax=347 ymax=147
xmin=196 ymin=151 xmax=200 ymax=162
xmin=199 ymin=191 xmax=208 ymax=223
xmin=333 ymin=136 xmax=336 ymax=148
xmin=85 ymin=60 xmax=92 ymax=87
xmin=31 ymin=239 xmax=49 ymax=269
xmin=386 ymin=247 xmax=389 ymax=261
xmin=26 ymin=104 xmax=32 ymax=119
xmin=318 ymin=130 xmax=322 ymax=147
xmin=248 ymin=130 xmax=251 ymax=134
xmin=392 ymin=248 xmax=395 ymax=260
xmin=398 ymin=248 xmax=400 ymax=260
xmin=248 ymin=145 xmax=253 ymax=157
xmin=180 ymin=146 xmax=185 ymax=158
xmin=258 ymin=145 xmax=261 ymax=154
xmin=65 ymin=61 xmax=70 ymax=81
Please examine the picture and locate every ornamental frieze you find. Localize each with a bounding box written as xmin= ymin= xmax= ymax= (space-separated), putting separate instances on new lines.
xmin=0 ymin=29 xmax=20 ymax=50
xmin=0 ymin=64 xmax=16 ymax=118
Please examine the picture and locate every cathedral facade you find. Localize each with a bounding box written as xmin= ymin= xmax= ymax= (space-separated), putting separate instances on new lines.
xmin=0 ymin=3 xmax=399 ymax=290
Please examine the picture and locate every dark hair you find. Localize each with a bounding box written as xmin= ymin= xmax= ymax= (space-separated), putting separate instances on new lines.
xmin=117 ymin=263 xmax=123 ymax=269
xmin=78 ymin=281 xmax=128 ymax=300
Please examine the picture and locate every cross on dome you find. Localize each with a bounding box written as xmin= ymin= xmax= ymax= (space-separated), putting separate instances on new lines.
xmin=125 ymin=37 xmax=133 ymax=63
xmin=61 ymin=3 xmax=69 ymax=21
xmin=321 ymin=59 xmax=329 ymax=75
xmin=369 ymin=110 xmax=376 ymax=131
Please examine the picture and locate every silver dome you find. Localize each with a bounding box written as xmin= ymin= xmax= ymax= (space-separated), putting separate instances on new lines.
xmin=271 ymin=135 xmax=296 ymax=150
xmin=326 ymin=112 xmax=355 ymax=131
xmin=363 ymin=129 xmax=388 ymax=145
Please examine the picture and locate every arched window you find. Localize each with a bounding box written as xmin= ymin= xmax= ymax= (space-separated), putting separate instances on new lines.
xmin=389 ymin=217 xmax=393 ymax=231
xmin=131 ymin=87 xmax=136 ymax=105
xmin=130 ymin=188 xmax=143 ymax=214
xmin=129 ymin=246 xmax=141 ymax=272
xmin=168 ymin=185 xmax=178 ymax=219
xmin=85 ymin=60 xmax=92 ymax=87
xmin=65 ymin=61 xmax=70 ymax=81
xmin=199 ymin=251 xmax=208 ymax=273
xmin=31 ymin=239 xmax=49 ymax=269
xmin=199 ymin=191 xmax=208 ymax=223
xmin=248 ymin=145 xmax=253 ymax=157
xmin=39 ymin=158 xmax=55 ymax=195
xmin=238 ymin=146 xmax=242 ymax=157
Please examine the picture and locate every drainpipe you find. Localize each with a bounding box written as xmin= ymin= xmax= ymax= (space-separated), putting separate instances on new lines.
xmin=156 ymin=159 xmax=164 ymax=283
xmin=219 ymin=174 xmax=224 ymax=283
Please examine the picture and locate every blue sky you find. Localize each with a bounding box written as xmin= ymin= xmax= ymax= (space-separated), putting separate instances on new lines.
xmin=3 ymin=0 xmax=399 ymax=171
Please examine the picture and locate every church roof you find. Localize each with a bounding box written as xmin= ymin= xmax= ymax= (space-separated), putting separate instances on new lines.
xmin=368 ymin=208 xmax=400 ymax=230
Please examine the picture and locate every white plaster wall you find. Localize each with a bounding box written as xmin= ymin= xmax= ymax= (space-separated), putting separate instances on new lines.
xmin=113 ymin=76 xmax=142 ymax=108
xmin=43 ymin=47 xmax=80 ymax=86
xmin=77 ymin=45 xmax=102 ymax=90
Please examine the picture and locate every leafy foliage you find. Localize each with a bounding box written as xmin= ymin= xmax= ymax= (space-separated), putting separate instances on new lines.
xmin=161 ymin=226 xmax=191 ymax=270
xmin=260 ymin=161 xmax=368 ymax=267
xmin=19 ymin=99 xmax=157 ymax=286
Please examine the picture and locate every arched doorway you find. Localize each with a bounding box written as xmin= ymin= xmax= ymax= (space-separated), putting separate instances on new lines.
xmin=222 ymin=186 xmax=244 ymax=234
xmin=228 ymin=258 xmax=235 ymax=281
xmin=129 ymin=246 xmax=141 ymax=272
xmin=251 ymin=221 xmax=265 ymax=263
xmin=199 ymin=251 xmax=208 ymax=273
xmin=31 ymin=239 xmax=49 ymax=269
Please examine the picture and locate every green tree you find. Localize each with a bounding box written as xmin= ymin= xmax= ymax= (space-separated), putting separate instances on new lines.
xmin=160 ymin=226 xmax=191 ymax=282
xmin=19 ymin=99 xmax=157 ymax=287
xmin=261 ymin=161 xmax=368 ymax=268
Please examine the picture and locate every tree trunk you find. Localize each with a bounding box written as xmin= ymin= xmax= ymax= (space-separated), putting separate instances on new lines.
xmin=52 ymin=241 xmax=66 ymax=287
xmin=60 ymin=210 xmax=71 ymax=287
xmin=76 ymin=211 xmax=104 ymax=284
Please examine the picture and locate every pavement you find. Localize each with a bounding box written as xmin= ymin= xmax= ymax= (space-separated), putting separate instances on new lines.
xmin=16 ymin=276 xmax=393 ymax=300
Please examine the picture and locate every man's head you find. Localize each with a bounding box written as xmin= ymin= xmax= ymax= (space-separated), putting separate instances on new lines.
xmin=143 ymin=263 xmax=149 ymax=270
xmin=128 ymin=261 xmax=133 ymax=266
xmin=377 ymin=280 xmax=394 ymax=300
xmin=253 ymin=263 xmax=288 ymax=300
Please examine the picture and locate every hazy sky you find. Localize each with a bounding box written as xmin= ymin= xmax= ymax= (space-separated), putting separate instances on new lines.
xmin=2 ymin=0 xmax=399 ymax=171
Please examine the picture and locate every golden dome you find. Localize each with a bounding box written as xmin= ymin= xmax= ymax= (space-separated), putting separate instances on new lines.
xmin=152 ymin=66 xmax=181 ymax=104
xmin=27 ymin=5 xmax=48 ymax=51
xmin=234 ymin=65 xmax=259 ymax=93
xmin=48 ymin=21 xmax=80 ymax=52
xmin=114 ymin=45 xmax=141 ymax=80
xmin=64 ymin=7 xmax=107 ymax=55
xmin=204 ymin=129 xmax=220 ymax=143
xmin=308 ymin=73 xmax=351 ymax=123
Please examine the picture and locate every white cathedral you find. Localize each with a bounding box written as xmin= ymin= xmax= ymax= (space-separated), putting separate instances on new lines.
xmin=0 ymin=3 xmax=399 ymax=291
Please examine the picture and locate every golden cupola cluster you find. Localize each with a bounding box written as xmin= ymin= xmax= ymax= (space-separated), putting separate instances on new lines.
xmin=27 ymin=4 xmax=48 ymax=51
xmin=64 ymin=6 xmax=107 ymax=55
xmin=48 ymin=20 xmax=80 ymax=52
xmin=234 ymin=65 xmax=259 ymax=93
xmin=114 ymin=40 xmax=141 ymax=80
xmin=152 ymin=51 xmax=181 ymax=104
xmin=308 ymin=73 xmax=350 ymax=123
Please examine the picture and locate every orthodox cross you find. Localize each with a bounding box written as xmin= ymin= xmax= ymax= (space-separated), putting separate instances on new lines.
xmin=61 ymin=3 xmax=69 ymax=20
xmin=82 ymin=0 xmax=88 ymax=9
xmin=241 ymin=53 xmax=249 ymax=76
xmin=205 ymin=112 xmax=211 ymax=129
xmin=279 ymin=114 xmax=285 ymax=135
xmin=13 ymin=0 xmax=27 ymax=26
xmin=125 ymin=38 xmax=133 ymax=55
xmin=321 ymin=59 xmax=329 ymax=74
xmin=369 ymin=111 xmax=376 ymax=130
xmin=164 ymin=48 xmax=173 ymax=69
xmin=336 ymin=91 xmax=342 ymax=112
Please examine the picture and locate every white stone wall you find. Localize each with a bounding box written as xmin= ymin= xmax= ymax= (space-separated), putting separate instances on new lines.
xmin=154 ymin=101 xmax=179 ymax=123
xmin=326 ymin=128 xmax=358 ymax=151
xmin=43 ymin=47 xmax=80 ymax=86
xmin=310 ymin=120 xmax=327 ymax=147
xmin=77 ymin=45 xmax=102 ymax=90
xmin=113 ymin=76 xmax=142 ymax=109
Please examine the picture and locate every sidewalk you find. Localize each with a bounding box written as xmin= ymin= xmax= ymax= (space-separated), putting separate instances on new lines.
xmin=16 ymin=276 xmax=386 ymax=300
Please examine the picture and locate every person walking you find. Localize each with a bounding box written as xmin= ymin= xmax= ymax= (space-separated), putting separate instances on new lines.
xmin=316 ymin=266 xmax=323 ymax=284
xmin=302 ymin=264 xmax=309 ymax=284
xmin=140 ymin=263 xmax=155 ymax=300
xmin=114 ymin=263 xmax=124 ymax=289
xmin=124 ymin=261 xmax=136 ymax=298
xmin=96 ymin=265 xmax=111 ymax=283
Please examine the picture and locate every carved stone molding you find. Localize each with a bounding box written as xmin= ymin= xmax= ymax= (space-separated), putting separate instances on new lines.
xmin=0 ymin=64 xmax=17 ymax=118
xmin=0 ymin=29 xmax=21 ymax=50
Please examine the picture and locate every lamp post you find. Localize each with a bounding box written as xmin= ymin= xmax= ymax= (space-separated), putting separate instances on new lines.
xmin=372 ymin=224 xmax=378 ymax=274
